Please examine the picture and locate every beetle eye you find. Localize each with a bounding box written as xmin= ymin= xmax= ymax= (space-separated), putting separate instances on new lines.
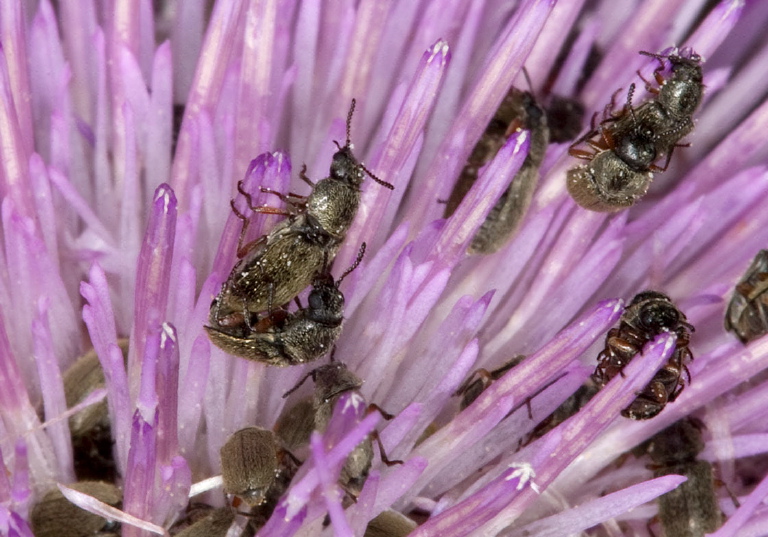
xmin=308 ymin=290 xmax=324 ymax=310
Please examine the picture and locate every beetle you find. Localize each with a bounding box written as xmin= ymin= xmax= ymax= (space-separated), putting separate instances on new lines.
xmin=725 ymin=249 xmax=768 ymax=344
xmin=593 ymin=290 xmax=694 ymax=420
xmin=363 ymin=509 xmax=418 ymax=537
xmin=171 ymin=507 xmax=238 ymax=537
xmin=566 ymin=148 xmax=653 ymax=212
xmin=61 ymin=339 xmax=129 ymax=482
xmin=220 ymin=426 xmax=298 ymax=514
xmin=283 ymin=361 xmax=402 ymax=500
xmin=444 ymin=87 xmax=550 ymax=254
xmin=644 ymin=417 xmax=722 ymax=537
xmin=567 ymin=49 xmax=703 ymax=212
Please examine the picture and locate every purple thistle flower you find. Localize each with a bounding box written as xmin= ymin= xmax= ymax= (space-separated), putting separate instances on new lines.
xmin=2 ymin=0 xmax=768 ymax=535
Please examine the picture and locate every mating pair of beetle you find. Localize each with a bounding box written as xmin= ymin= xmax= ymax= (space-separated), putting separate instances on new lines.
xmin=206 ymin=100 xmax=393 ymax=367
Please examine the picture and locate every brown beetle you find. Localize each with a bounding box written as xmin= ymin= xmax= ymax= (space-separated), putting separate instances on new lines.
xmin=171 ymin=507 xmax=238 ymax=537
xmin=61 ymin=340 xmax=129 ymax=482
xmin=593 ymin=291 xmax=694 ymax=420
xmin=220 ymin=426 xmax=298 ymax=512
xmin=364 ymin=509 xmax=418 ymax=537
xmin=444 ymin=87 xmax=550 ymax=254
xmin=273 ymin=397 xmax=315 ymax=453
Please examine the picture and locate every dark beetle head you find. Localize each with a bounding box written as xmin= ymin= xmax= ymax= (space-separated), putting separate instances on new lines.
xmin=306 ymin=279 xmax=345 ymax=326
xmin=330 ymin=145 xmax=365 ymax=186
xmin=629 ymin=291 xmax=681 ymax=333
xmin=312 ymin=362 xmax=363 ymax=404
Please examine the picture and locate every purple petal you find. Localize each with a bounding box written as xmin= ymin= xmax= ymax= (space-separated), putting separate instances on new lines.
xmin=170 ymin=0 xmax=245 ymax=208
xmin=710 ymin=469 xmax=768 ymax=537
xmin=31 ymin=299 xmax=73 ymax=482
xmin=155 ymin=323 xmax=180 ymax=465
xmin=686 ymin=0 xmax=745 ymax=58
xmin=0 ymin=2 xmax=33 ymax=164
xmin=145 ymin=42 xmax=173 ymax=192
xmin=429 ymin=130 xmax=530 ymax=267
xmin=131 ymin=184 xmax=177 ymax=387
xmin=310 ymin=432 xmax=352 ymax=537
xmin=123 ymin=409 xmax=158 ymax=531
xmin=340 ymin=38 xmax=451 ymax=267
xmin=507 ymin=475 xmax=686 ymax=537
xmin=11 ymin=441 xmax=30 ymax=511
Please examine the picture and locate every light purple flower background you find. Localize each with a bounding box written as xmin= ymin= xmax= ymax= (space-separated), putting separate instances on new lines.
xmin=1 ymin=0 xmax=768 ymax=536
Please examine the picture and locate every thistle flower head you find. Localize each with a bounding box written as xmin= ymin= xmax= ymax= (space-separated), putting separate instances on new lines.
xmin=2 ymin=1 xmax=768 ymax=536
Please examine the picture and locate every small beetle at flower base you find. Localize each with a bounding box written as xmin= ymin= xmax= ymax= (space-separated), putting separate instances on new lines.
xmin=209 ymin=99 xmax=392 ymax=328
xmin=171 ymin=507 xmax=239 ymax=537
xmin=644 ymin=417 xmax=722 ymax=537
xmin=168 ymin=503 xmax=217 ymax=534
xmin=30 ymin=481 xmax=122 ymax=537
xmin=593 ymin=290 xmax=694 ymax=420
xmin=220 ymin=426 xmax=299 ymax=512
xmin=364 ymin=509 xmax=418 ymax=537
xmin=273 ymin=396 xmax=315 ymax=453
xmin=205 ymin=243 xmax=365 ymax=366
xmin=725 ymin=249 xmax=768 ymax=344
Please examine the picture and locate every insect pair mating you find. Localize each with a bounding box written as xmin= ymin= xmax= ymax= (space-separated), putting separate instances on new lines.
xmin=206 ymin=100 xmax=393 ymax=367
